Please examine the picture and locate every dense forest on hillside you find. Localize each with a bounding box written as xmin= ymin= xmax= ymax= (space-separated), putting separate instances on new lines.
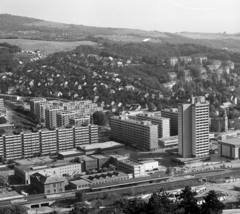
xmin=0 ymin=42 xmax=21 ymax=73
xmin=75 ymin=42 xmax=240 ymax=63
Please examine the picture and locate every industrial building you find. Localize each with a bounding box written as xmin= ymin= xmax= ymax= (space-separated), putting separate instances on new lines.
xmin=15 ymin=162 xmax=84 ymax=185
xmin=30 ymin=98 xmax=102 ymax=127
xmin=234 ymin=118 xmax=240 ymax=130
xmin=0 ymin=125 xmax=98 ymax=160
xmin=136 ymin=112 xmax=170 ymax=138
xmin=110 ymin=115 xmax=158 ymax=151
xmin=30 ymin=172 xmax=65 ymax=194
xmin=218 ymin=138 xmax=240 ymax=159
xmin=140 ymin=160 xmax=159 ymax=171
xmin=91 ymin=154 xmax=110 ymax=168
xmin=118 ymin=159 xmax=145 ymax=178
xmin=77 ymin=141 xmax=125 ymax=155
xmin=0 ymin=94 xmax=21 ymax=101
xmin=178 ymin=96 xmax=209 ymax=158
xmin=69 ymin=171 xmax=129 ymax=190
xmin=161 ymin=108 xmax=178 ymax=136
xmin=159 ymin=136 xmax=178 ymax=147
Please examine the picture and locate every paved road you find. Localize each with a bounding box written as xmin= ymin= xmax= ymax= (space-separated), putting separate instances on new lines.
xmin=1 ymin=168 xmax=240 ymax=207
xmin=0 ymin=192 xmax=75 ymax=207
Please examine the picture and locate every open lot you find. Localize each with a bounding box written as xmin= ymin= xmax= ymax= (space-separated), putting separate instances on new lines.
xmin=0 ymin=39 xmax=96 ymax=55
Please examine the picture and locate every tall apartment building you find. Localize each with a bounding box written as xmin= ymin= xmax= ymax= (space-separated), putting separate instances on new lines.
xmin=70 ymin=115 xmax=90 ymax=127
xmin=30 ymin=98 xmax=47 ymax=115
xmin=110 ymin=116 xmax=158 ymax=151
xmin=45 ymin=106 xmax=63 ymax=129
xmin=161 ymin=108 xmax=178 ymax=136
xmin=0 ymin=125 xmax=98 ymax=160
xmin=178 ymin=96 xmax=209 ymax=158
xmin=57 ymin=111 xmax=76 ymax=127
xmin=136 ymin=113 xmax=170 ymax=138
xmin=0 ymin=98 xmax=4 ymax=111
xmin=32 ymin=99 xmax=102 ymax=128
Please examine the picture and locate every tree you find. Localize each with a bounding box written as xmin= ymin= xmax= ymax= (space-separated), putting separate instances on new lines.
xmin=201 ymin=190 xmax=225 ymax=214
xmin=147 ymin=189 xmax=181 ymax=214
xmin=115 ymin=197 xmax=147 ymax=214
xmin=0 ymin=129 xmax=5 ymax=136
xmin=75 ymin=190 xmax=84 ymax=202
xmin=177 ymin=186 xmax=200 ymax=214
xmin=0 ymin=173 xmax=8 ymax=186
xmin=0 ymin=205 xmax=28 ymax=214
xmin=92 ymin=111 xmax=107 ymax=125
xmin=147 ymin=102 xmax=157 ymax=111
xmin=0 ymin=117 xmax=7 ymax=124
xmin=69 ymin=202 xmax=90 ymax=214
xmin=165 ymin=167 xmax=174 ymax=176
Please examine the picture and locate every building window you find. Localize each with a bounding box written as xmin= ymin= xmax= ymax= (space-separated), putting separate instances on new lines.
xmin=53 ymin=184 xmax=56 ymax=188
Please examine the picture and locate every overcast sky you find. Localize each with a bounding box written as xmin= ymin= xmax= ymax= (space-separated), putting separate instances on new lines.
xmin=1 ymin=0 xmax=240 ymax=33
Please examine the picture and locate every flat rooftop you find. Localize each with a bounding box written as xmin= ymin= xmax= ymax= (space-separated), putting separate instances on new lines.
xmin=220 ymin=137 xmax=240 ymax=146
xmin=140 ymin=160 xmax=158 ymax=164
xmin=58 ymin=150 xmax=83 ymax=156
xmin=120 ymin=159 xmax=143 ymax=166
xmin=14 ymin=156 xmax=54 ymax=166
xmin=91 ymin=154 xmax=108 ymax=159
xmin=159 ymin=136 xmax=178 ymax=141
xmin=0 ymin=189 xmax=21 ymax=198
xmin=78 ymin=141 xmax=124 ymax=150
xmin=70 ymin=179 xmax=91 ymax=186
xmin=0 ymin=123 xmax=14 ymax=127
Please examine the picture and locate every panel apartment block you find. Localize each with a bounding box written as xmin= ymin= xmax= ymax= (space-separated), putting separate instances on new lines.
xmin=136 ymin=113 xmax=170 ymax=138
xmin=161 ymin=108 xmax=178 ymax=136
xmin=89 ymin=125 xmax=98 ymax=144
xmin=0 ymin=137 xmax=4 ymax=158
xmin=45 ymin=106 xmax=63 ymax=129
xmin=178 ymin=96 xmax=209 ymax=158
xmin=30 ymin=98 xmax=47 ymax=116
xmin=74 ymin=126 xmax=90 ymax=147
xmin=39 ymin=130 xmax=58 ymax=155
xmin=4 ymin=135 xmax=22 ymax=159
xmin=0 ymin=98 xmax=4 ymax=111
xmin=110 ymin=116 xmax=158 ymax=151
xmin=57 ymin=128 xmax=74 ymax=151
xmin=22 ymin=132 xmax=40 ymax=158
xmin=0 ymin=125 xmax=98 ymax=160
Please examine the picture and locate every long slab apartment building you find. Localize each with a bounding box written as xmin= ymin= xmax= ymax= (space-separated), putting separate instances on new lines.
xmin=30 ymin=98 xmax=103 ymax=128
xmin=0 ymin=125 xmax=98 ymax=160
xmin=110 ymin=115 xmax=158 ymax=151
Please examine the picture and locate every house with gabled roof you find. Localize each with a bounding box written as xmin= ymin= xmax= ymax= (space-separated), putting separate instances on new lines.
xmin=30 ymin=172 xmax=65 ymax=194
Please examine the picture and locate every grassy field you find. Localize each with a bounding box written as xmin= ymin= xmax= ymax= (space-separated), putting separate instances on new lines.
xmin=0 ymin=39 xmax=96 ymax=54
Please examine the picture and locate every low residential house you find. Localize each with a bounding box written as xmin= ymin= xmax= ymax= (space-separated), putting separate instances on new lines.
xmin=30 ymin=172 xmax=65 ymax=194
xmin=212 ymin=60 xmax=221 ymax=69
xmin=168 ymin=72 xmax=177 ymax=80
xmin=183 ymin=70 xmax=190 ymax=76
xmin=179 ymin=56 xmax=192 ymax=64
xmin=183 ymin=76 xmax=192 ymax=82
xmin=207 ymin=65 xmax=218 ymax=72
xmin=169 ymin=57 xmax=178 ymax=67
xmin=194 ymin=56 xmax=207 ymax=64
xmin=199 ymin=67 xmax=207 ymax=74
xmin=200 ymin=73 xmax=208 ymax=80
xmin=117 ymin=62 xmax=123 ymax=67
xmin=163 ymin=81 xmax=176 ymax=90
xmin=54 ymin=91 xmax=62 ymax=97
xmin=227 ymin=61 xmax=234 ymax=69
xmin=223 ymin=65 xmax=230 ymax=73
xmin=215 ymin=69 xmax=223 ymax=76
xmin=124 ymin=85 xmax=135 ymax=91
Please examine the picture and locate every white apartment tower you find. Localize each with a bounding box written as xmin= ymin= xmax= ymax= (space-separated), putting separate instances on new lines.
xmin=178 ymin=96 xmax=209 ymax=158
